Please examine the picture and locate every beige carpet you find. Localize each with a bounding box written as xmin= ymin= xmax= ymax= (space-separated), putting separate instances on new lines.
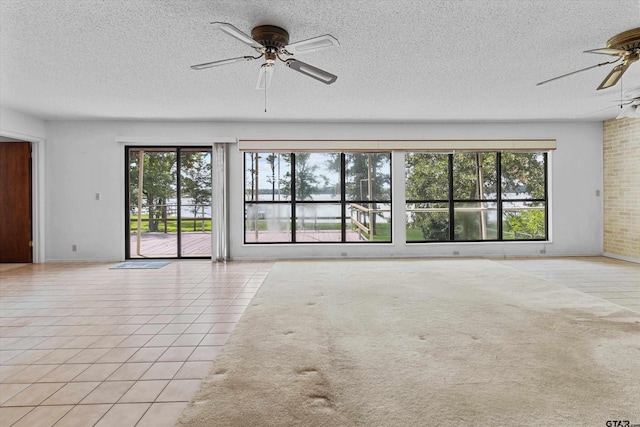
xmin=177 ymin=259 xmax=640 ymax=426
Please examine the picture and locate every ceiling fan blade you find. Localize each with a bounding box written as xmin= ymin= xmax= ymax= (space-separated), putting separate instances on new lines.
xmin=584 ymin=47 xmax=628 ymax=56
xmin=608 ymin=97 xmax=639 ymax=104
xmin=536 ymin=59 xmax=619 ymax=86
xmin=210 ymin=22 xmax=264 ymax=50
xmin=256 ymin=64 xmax=274 ymax=90
xmin=577 ymin=98 xmax=638 ymax=117
xmin=576 ymin=104 xmax=620 ymax=117
xmin=190 ymin=56 xmax=255 ymax=70
xmin=597 ymin=62 xmax=631 ymax=90
xmin=285 ymin=34 xmax=339 ymax=55
xmin=285 ymin=59 xmax=337 ymax=84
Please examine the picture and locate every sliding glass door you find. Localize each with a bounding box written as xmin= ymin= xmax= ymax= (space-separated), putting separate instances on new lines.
xmin=126 ymin=147 xmax=212 ymax=258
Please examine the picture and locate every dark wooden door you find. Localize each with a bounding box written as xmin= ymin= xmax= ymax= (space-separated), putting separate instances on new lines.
xmin=0 ymin=142 xmax=32 ymax=262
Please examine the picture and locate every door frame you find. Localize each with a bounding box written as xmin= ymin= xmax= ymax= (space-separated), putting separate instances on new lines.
xmin=0 ymin=132 xmax=45 ymax=263
xmin=117 ymin=137 xmax=235 ymax=261
xmin=124 ymin=146 xmax=214 ymax=259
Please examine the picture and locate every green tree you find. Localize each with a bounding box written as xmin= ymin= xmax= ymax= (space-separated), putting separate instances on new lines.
xmin=405 ymin=152 xmax=545 ymax=241
xmin=501 ymin=152 xmax=545 ymax=198
xmin=405 ymin=153 xmax=451 ymax=240
xmin=343 ymin=153 xmax=390 ymax=235
xmin=405 ymin=153 xmax=449 ymax=200
xmin=501 ymin=152 xmax=546 ymax=238
xmin=129 ymin=150 xmax=177 ymax=232
xmin=295 ymin=153 xmax=320 ymax=201
xmin=130 ymin=150 xmax=213 ymax=234
xmin=181 ymin=152 xmax=212 ymax=231
xmin=265 ymin=154 xmax=277 ymax=201
xmin=277 ymin=153 xmax=318 ymax=201
xmin=453 ymin=153 xmax=497 ymax=240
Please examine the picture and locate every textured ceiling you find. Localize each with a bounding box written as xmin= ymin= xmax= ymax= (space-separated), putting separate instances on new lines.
xmin=1 ymin=0 xmax=639 ymax=122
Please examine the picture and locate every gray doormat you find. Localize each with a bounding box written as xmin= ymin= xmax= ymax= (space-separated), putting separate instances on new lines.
xmin=110 ymin=261 xmax=170 ymax=269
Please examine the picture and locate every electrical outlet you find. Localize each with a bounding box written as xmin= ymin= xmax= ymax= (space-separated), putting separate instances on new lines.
xmin=72 ymin=244 xmax=77 ymax=252
xmin=539 ymin=248 xmax=546 ymax=254
xmin=453 ymin=251 xmax=460 ymax=256
xmin=341 ymin=252 xmax=348 ymax=257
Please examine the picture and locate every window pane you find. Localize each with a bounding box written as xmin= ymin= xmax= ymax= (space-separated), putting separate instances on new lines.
xmin=296 ymin=203 xmax=342 ymax=242
xmin=453 ymin=202 xmax=498 ymax=240
xmin=180 ymin=150 xmax=212 ymax=257
xmin=245 ymin=203 xmax=291 ymax=243
xmin=453 ymin=153 xmax=497 ymax=199
xmin=405 ymin=153 xmax=449 ymax=200
xmin=347 ymin=202 xmax=391 ymax=242
xmin=295 ymin=153 xmax=339 ymax=201
xmin=243 ymin=151 xmax=394 ymax=245
xmin=502 ymin=202 xmax=546 ymax=240
xmin=501 ymin=153 xmax=546 ymax=199
xmin=245 ymin=153 xmax=291 ymax=202
xmin=128 ymin=149 xmax=178 ymax=257
xmin=406 ymin=203 xmax=450 ymax=242
xmin=345 ymin=153 xmax=391 ymax=201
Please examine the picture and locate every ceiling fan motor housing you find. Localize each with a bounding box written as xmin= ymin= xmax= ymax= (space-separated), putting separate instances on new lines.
xmin=251 ymin=25 xmax=290 ymax=51
xmin=608 ymin=28 xmax=640 ymax=68
xmin=607 ymin=27 xmax=640 ymax=52
xmin=607 ymin=28 xmax=640 ymax=60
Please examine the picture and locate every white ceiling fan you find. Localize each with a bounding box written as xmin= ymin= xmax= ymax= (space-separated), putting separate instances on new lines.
xmin=615 ymin=95 xmax=640 ymax=119
xmin=579 ymin=87 xmax=640 ymax=119
xmin=191 ymin=22 xmax=339 ymax=89
xmin=537 ymin=27 xmax=639 ymax=90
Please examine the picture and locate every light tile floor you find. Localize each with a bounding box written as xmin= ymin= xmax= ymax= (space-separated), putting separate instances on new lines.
xmin=0 ymin=257 xmax=638 ymax=426
xmin=498 ymin=256 xmax=640 ymax=312
xmin=0 ymin=261 xmax=272 ymax=427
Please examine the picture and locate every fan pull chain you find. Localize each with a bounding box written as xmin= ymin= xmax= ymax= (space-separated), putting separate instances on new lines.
xmin=264 ymin=83 xmax=267 ymax=113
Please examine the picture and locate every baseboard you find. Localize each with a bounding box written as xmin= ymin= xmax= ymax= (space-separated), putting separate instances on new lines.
xmin=603 ymin=252 xmax=640 ymax=264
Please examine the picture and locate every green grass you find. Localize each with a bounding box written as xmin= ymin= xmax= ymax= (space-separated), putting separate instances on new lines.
xmin=130 ymin=215 xmax=211 ymax=232
xmin=366 ymin=223 xmax=391 ymax=242
xmin=406 ymin=227 xmax=426 ymax=241
xmin=244 ymin=220 xmax=393 ymax=242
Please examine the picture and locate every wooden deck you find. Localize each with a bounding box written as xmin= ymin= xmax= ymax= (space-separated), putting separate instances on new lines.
xmin=130 ymin=229 xmax=373 ymax=257
xmin=129 ymin=232 xmax=211 ymax=257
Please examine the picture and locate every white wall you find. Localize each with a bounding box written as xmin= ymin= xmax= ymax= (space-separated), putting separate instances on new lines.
xmin=0 ymin=107 xmax=46 ymax=140
xmin=43 ymin=120 xmax=603 ymax=261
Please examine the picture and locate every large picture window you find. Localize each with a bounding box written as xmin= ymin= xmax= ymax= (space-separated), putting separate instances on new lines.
xmin=406 ymin=151 xmax=547 ymax=242
xmin=244 ymin=152 xmax=391 ymax=244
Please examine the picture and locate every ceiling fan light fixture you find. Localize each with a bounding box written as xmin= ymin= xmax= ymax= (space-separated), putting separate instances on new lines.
xmin=616 ymin=103 xmax=640 ymax=119
xmin=256 ymin=64 xmax=274 ymax=90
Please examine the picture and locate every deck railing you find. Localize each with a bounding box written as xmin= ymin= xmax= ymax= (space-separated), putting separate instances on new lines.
xmin=349 ymin=203 xmax=391 ymax=241
xmin=130 ymin=203 xmax=211 ymax=233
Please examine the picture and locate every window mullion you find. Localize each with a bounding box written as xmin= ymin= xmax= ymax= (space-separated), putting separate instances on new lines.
xmin=341 ymin=153 xmax=346 ymax=242
xmin=176 ymin=148 xmax=182 ymax=257
xmin=291 ymin=153 xmax=297 ymax=243
xmin=448 ymin=153 xmax=454 ymax=241
xmin=497 ymin=152 xmax=503 ymax=240
xmin=544 ymin=152 xmax=548 ymax=240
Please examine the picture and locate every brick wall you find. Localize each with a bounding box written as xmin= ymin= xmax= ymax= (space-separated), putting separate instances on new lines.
xmin=603 ymin=118 xmax=640 ymax=261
